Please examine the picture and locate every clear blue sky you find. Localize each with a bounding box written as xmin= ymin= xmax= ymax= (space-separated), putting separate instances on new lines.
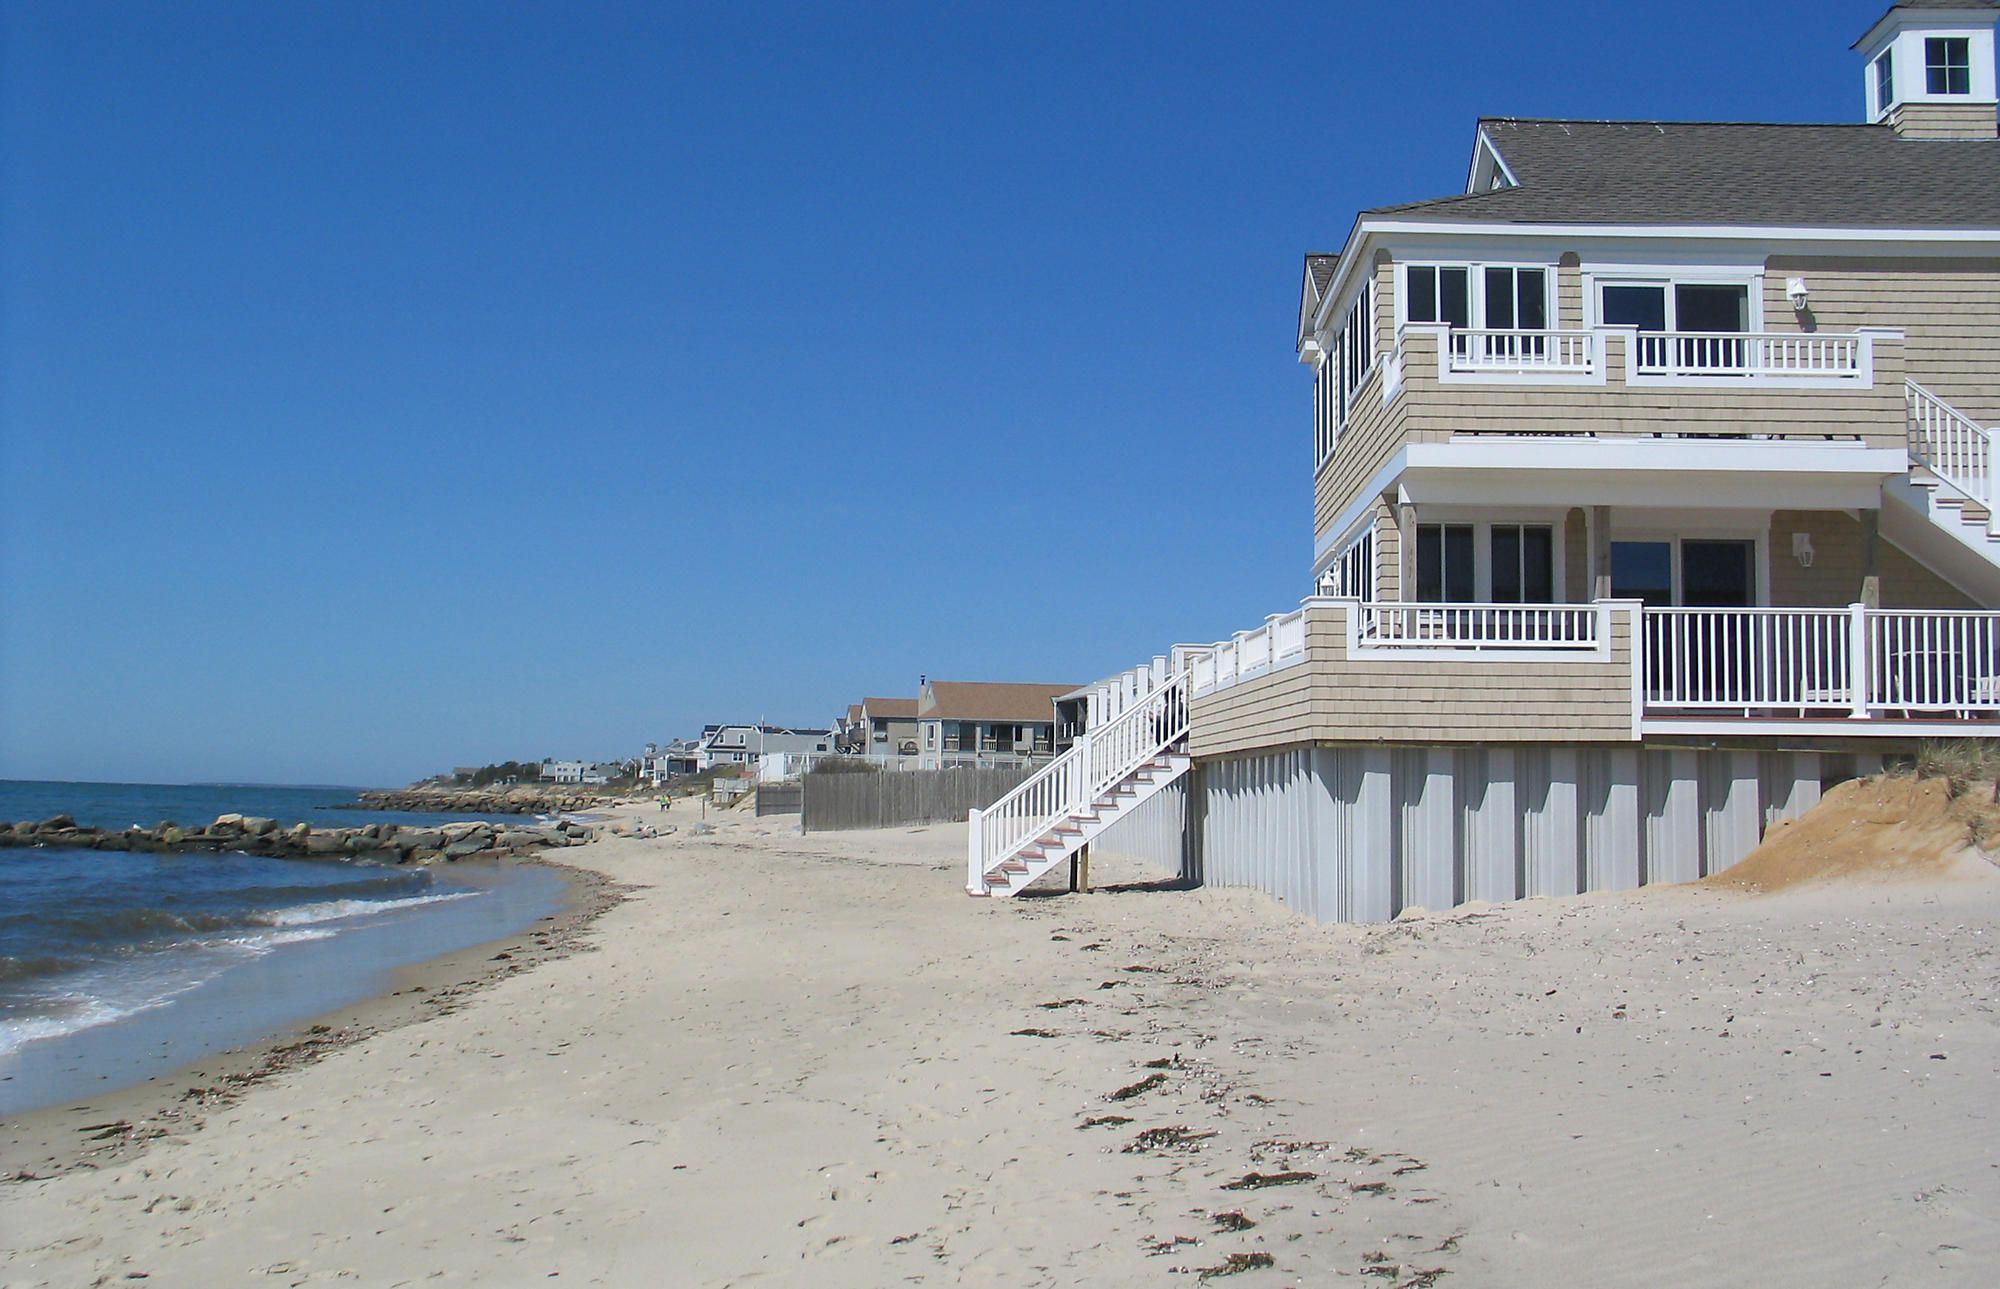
xmin=0 ymin=1 xmax=1890 ymax=785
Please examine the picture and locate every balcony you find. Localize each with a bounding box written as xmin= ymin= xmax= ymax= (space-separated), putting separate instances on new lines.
xmin=1184 ymin=597 xmax=2000 ymax=755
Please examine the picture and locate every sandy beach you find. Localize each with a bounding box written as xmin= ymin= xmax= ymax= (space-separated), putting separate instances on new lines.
xmin=3 ymin=800 xmax=1997 ymax=1287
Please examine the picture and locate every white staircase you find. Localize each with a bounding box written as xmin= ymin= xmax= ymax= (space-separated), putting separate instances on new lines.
xmin=1892 ymin=381 xmax=2000 ymax=600
xmin=966 ymin=670 xmax=1192 ymax=897
xmin=1905 ymin=380 xmax=1999 ymax=536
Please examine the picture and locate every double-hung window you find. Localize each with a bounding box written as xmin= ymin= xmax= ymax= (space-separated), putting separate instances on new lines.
xmin=1927 ymin=37 xmax=1971 ymax=95
xmin=1874 ymin=50 xmax=1895 ymax=114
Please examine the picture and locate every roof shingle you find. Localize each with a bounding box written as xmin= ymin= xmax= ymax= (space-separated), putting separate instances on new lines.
xmin=1367 ymin=117 xmax=2000 ymax=228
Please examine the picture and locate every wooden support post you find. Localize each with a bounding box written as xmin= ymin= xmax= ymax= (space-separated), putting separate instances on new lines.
xmin=1072 ymin=843 xmax=1091 ymax=894
xmin=1395 ymin=498 xmax=1417 ymax=602
xmin=1591 ymin=505 xmax=1613 ymax=600
xmin=1859 ymin=509 xmax=1882 ymax=609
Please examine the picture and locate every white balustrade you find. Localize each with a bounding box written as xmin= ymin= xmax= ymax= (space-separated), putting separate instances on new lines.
xmin=1629 ymin=331 xmax=1863 ymax=380
xmin=1446 ymin=328 xmax=1597 ymax=374
xmin=1356 ymin=602 xmax=1600 ymax=649
xmin=1906 ymin=380 xmax=1995 ymax=507
xmin=1868 ymin=610 xmax=2000 ymax=713
xmin=1643 ymin=608 xmax=1853 ymax=711
xmin=1188 ymin=607 xmax=1311 ymax=696
xmin=1639 ymin=606 xmax=2000 ymax=718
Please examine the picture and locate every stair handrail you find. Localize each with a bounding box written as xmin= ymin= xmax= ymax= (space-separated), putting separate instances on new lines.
xmin=966 ymin=670 xmax=1191 ymax=894
xmin=1906 ymin=379 xmax=1995 ymax=510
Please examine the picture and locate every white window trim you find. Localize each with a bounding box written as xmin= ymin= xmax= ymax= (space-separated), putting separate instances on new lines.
xmin=1923 ymin=33 xmax=1976 ymax=98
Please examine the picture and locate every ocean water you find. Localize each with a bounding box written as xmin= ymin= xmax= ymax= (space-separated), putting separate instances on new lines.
xmin=0 ymin=781 xmax=574 ymax=1118
xmin=0 ymin=778 xmax=531 ymax=832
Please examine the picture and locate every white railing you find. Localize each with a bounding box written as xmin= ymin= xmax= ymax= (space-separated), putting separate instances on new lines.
xmin=1869 ymin=610 xmax=2000 ymax=713
xmin=1906 ymin=380 xmax=1995 ymax=508
xmin=1643 ymin=607 xmax=1855 ymax=712
xmin=1188 ymin=609 xmax=1310 ymax=695
xmin=1355 ymin=602 xmax=1601 ymax=649
xmin=1641 ymin=606 xmax=2000 ymax=717
xmin=1629 ymin=331 xmax=1863 ymax=380
xmin=966 ymin=670 xmax=1191 ymax=892
xmin=1447 ymin=328 xmax=1597 ymax=375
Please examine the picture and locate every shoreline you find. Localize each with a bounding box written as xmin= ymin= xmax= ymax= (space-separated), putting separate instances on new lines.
xmin=1 ymin=853 xmax=626 ymax=1180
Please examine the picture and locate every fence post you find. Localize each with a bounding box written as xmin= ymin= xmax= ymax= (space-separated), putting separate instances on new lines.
xmin=1848 ymin=602 xmax=1870 ymax=719
xmin=967 ymin=808 xmax=984 ymax=894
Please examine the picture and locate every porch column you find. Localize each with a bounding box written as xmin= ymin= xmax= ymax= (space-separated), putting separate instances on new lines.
xmin=1859 ymin=509 xmax=1882 ymax=609
xmin=1591 ymin=506 xmax=1613 ymax=599
xmin=1395 ymin=496 xmax=1417 ymax=602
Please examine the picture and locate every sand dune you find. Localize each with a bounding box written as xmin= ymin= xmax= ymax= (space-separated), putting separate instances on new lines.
xmin=3 ymin=801 xmax=1997 ymax=1286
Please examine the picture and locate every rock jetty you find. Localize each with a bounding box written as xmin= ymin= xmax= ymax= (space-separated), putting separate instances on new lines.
xmin=0 ymin=813 xmax=597 ymax=865
xmin=339 ymin=785 xmax=601 ymax=816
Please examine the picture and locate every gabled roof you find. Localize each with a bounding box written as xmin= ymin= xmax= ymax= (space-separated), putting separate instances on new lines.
xmin=919 ymin=681 xmax=1077 ymax=722
xmin=1365 ymin=117 xmax=2000 ymax=229
xmin=861 ymin=696 xmax=918 ymax=718
xmin=1300 ymin=254 xmax=1339 ymax=341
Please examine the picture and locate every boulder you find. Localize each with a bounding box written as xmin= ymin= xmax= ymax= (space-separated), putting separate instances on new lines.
xmin=441 ymin=839 xmax=487 ymax=859
xmin=305 ymin=831 xmax=352 ymax=854
xmin=395 ymin=828 xmax=445 ymax=851
xmin=240 ymin=816 xmax=278 ymax=837
xmin=155 ymin=824 xmax=186 ymax=846
xmin=38 ymin=815 xmax=76 ymax=832
xmin=212 ymin=813 xmax=245 ymax=832
xmin=498 ymin=828 xmax=556 ymax=850
xmin=286 ymin=822 xmax=311 ymax=845
xmin=405 ymin=847 xmax=445 ymax=865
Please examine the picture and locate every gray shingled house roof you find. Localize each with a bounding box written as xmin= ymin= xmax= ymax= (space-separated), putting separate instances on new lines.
xmin=1363 ymin=117 xmax=2000 ymax=228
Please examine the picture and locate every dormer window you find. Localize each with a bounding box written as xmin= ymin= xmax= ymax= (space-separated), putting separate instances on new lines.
xmin=1926 ymin=36 xmax=1970 ymax=95
xmin=1874 ymin=50 xmax=1894 ymax=113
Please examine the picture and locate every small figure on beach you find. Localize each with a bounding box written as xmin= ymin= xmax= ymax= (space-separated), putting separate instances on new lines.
xmin=658 ymin=796 xmax=671 ymax=812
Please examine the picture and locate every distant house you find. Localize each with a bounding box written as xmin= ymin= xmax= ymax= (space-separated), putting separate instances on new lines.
xmin=695 ymin=724 xmax=835 ymax=771
xmin=839 ymin=696 xmax=921 ymax=759
xmin=541 ymin=760 xmax=588 ymax=784
xmin=915 ymin=680 xmax=1076 ymax=769
xmin=639 ymin=740 xmax=701 ymax=786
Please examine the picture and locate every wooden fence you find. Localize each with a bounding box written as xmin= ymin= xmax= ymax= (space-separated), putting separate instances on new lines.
xmin=754 ymin=783 xmax=803 ymax=816
xmin=802 ymin=767 xmax=1033 ymax=832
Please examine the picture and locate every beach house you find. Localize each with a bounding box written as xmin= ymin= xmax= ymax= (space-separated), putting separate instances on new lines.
xmin=967 ymin=1 xmax=2000 ymax=916
xmin=694 ymin=723 xmax=835 ymax=771
xmin=836 ymin=697 xmax=922 ymax=760
xmin=915 ymin=681 xmax=1076 ymax=770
